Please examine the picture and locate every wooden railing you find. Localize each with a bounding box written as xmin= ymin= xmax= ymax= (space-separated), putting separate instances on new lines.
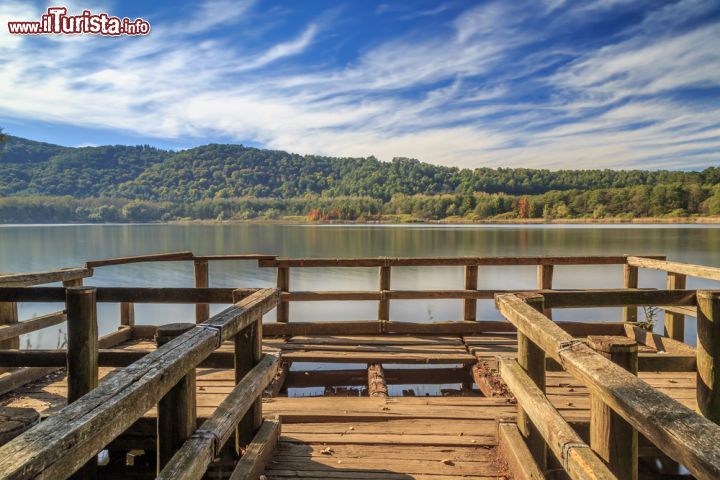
xmin=495 ymin=289 xmax=720 ymax=479
xmin=625 ymin=256 xmax=720 ymax=343
xmin=257 ymin=255 xmax=667 ymax=335
xmin=0 ymin=286 xmax=278 ymax=479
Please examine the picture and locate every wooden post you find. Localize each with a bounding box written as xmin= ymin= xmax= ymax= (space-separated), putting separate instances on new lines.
xmin=517 ymin=295 xmax=546 ymax=471
xmin=536 ymin=264 xmax=553 ymax=319
xmin=276 ymin=267 xmax=289 ymax=323
xmin=120 ymin=303 xmax=135 ymax=327
xmin=0 ymin=302 xmax=19 ymax=350
xmin=156 ymin=323 xmax=196 ymax=473
xmin=378 ymin=266 xmax=391 ymax=321
xmin=463 ymin=265 xmax=478 ymax=321
xmin=697 ymin=291 xmax=720 ymax=424
xmin=622 ymin=264 xmax=638 ymax=323
xmin=194 ymin=259 xmax=210 ymax=323
xmin=235 ymin=288 xmax=263 ymax=450
xmin=588 ymin=335 xmax=638 ymax=480
xmin=65 ymin=286 xmax=98 ymax=480
xmin=665 ymin=273 xmax=686 ymax=341
xmin=368 ymin=364 xmax=388 ymax=397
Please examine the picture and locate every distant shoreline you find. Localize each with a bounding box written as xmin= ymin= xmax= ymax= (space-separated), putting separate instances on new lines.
xmin=2 ymin=216 xmax=720 ymax=227
xmin=167 ymin=216 xmax=720 ymax=225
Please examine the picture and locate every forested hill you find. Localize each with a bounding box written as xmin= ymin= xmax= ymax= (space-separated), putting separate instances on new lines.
xmin=1 ymin=135 xmax=720 ymax=223
xmin=2 ymin=135 xmax=718 ymax=201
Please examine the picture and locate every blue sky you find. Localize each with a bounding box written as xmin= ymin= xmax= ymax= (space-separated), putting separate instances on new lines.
xmin=0 ymin=0 xmax=719 ymax=169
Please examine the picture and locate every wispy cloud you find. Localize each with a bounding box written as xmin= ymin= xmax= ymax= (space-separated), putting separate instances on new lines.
xmin=0 ymin=0 xmax=718 ymax=170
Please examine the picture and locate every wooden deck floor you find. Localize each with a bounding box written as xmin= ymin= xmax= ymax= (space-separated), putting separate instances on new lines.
xmin=0 ymin=332 xmax=699 ymax=479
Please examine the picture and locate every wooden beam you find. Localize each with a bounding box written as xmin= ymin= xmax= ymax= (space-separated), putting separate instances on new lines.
xmin=263 ymin=320 xmax=630 ymax=337
xmin=120 ymin=303 xmax=134 ymax=327
xmin=622 ymin=264 xmax=639 ymax=323
xmin=85 ymin=251 xmax=193 ymax=269
xmin=65 ymin=287 xmax=98 ymax=480
xmin=697 ymin=291 xmax=720 ymax=424
xmin=378 ymin=266 xmax=391 ymax=321
xmin=156 ymin=355 xmax=278 ymax=480
xmin=542 ymin=289 xmax=696 ymax=308
xmin=276 ymin=267 xmax=289 ymax=323
xmin=368 ymin=364 xmax=388 ymax=397
xmin=588 ymin=336 xmax=638 ymax=480
xmin=627 ymin=256 xmax=720 ymax=281
xmin=499 ymin=358 xmax=615 ymax=480
xmin=537 ymin=264 xmax=554 ymax=319
xmin=665 ymin=273 xmax=687 ymax=342
xmin=193 ymin=260 xmax=210 ymax=324
xmin=496 ymin=293 xmax=720 ymax=479
xmin=229 ymin=418 xmax=281 ymax=480
xmin=0 ymin=302 xmax=19 ymax=350
xmin=498 ymin=422 xmax=544 ymax=480
xmin=517 ymin=295 xmax=546 ymax=471
xmin=464 ymin=265 xmax=478 ymax=321
xmin=0 ymin=311 xmax=65 ymax=344
xmin=156 ymin=323 xmax=196 ymax=474
xmin=260 ymin=255 xmax=663 ymax=268
xmin=0 ymin=268 xmax=93 ymax=288
xmin=192 ymin=254 xmax=277 ymax=261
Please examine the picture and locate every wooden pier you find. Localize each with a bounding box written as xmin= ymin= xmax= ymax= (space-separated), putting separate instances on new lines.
xmin=0 ymin=253 xmax=718 ymax=479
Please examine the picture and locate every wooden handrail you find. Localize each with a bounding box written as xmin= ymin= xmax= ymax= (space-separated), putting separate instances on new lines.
xmin=499 ymin=357 xmax=616 ymax=480
xmin=495 ymin=292 xmax=720 ymax=479
xmin=0 ymin=268 xmax=92 ymax=287
xmin=0 ymin=288 xmax=278 ymax=480
xmin=0 ymin=311 xmax=65 ymax=343
xmin=157 ymin=354 xmax=279 ymax=479
xmin=0 ymin=287 xmax=258 ymax=303
xmin=260 ymin=255 xmax=665 ymax=268
xmin=85 ymin=251 xmax=193 ymax=268
xmin=628 ymin=256 xmax=720 ymax=281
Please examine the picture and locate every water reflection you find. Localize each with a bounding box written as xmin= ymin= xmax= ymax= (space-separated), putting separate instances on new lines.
xmin=1 ymin=223 xmax=719 ymax=347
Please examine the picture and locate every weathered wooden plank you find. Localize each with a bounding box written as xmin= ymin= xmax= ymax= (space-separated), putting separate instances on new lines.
xmin=157 ymin=354 xmax=278 ymax=480
xmin=230 ymin=418 xmax=281 ymax=480
xmin=542 ymin=289 xmax=696 ymax=308
xmin=0 ymin=311 xmax=65 ymax=343
xmin=368 ymin=364 xmax=388 ymax=398
xmin=496 ymin=293 xmax=720 ymax=479
xmin=697 ymin=291 xmax=720 ymax=424
xmin=464 ymin=265 xmax=478 ymax=321
xmin=499 ymin=358 xmax=615 ymax=480
xmin=264 ymin=321 xmax=383 ymax=336
xmin=85 ymin=251 xmax=193 ymax=268
xmin=378 ymin=266 xmax=391 ymax=321
xmin=0 ymin=268 xmax=93 ymax=288
xmin=0 ymin=302 xmax=19 ymax=351
xmin=627 ymin=256 xmax=720 ymax=281
xmin=194 ymin=259 xmax=210 ymax=323
xmin=285 ymin=367 xmax=468 ymax=388
xmin=665 ymin=273 xmax=687 ymax=341
xmin=260 ymin=256 xmax=660 ymax=268
xmin=498 ymin=422 xmax=544 ymax=480
xmin=193 ymin=254 xmax=277 ymax=261
xmin=277 ymin=266 xmax=290 ymax=323
xmin=588 ymin=336 xmax=638 ymax=480
xmin=0 ymin=289 xmax=277 ymax=480
xmin=0 ymin=287 xmax=251 ymax=304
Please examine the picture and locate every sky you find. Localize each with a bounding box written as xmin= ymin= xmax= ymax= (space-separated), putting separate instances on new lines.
xmin=0 ymin=0 xmax=719 ymax=170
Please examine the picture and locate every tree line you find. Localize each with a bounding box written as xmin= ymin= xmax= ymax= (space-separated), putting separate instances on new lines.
xmin=0 ymin=135 xmax=719 ymax=223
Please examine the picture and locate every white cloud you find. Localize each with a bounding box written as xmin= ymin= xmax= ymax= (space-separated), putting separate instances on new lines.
xmin=0 ymin=0 xmax=718 ymax=171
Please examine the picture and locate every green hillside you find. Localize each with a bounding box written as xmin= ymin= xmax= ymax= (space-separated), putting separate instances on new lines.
xmin=0 ymin=135 xmax=719 ymax=223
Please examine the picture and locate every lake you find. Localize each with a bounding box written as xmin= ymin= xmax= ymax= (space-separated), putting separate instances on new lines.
xmin=2 ymin=223 xmax=720 ymax=351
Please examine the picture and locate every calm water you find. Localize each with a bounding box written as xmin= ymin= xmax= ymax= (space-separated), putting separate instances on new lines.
xmin=2 ymin=223 xmax=720 ymax=353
